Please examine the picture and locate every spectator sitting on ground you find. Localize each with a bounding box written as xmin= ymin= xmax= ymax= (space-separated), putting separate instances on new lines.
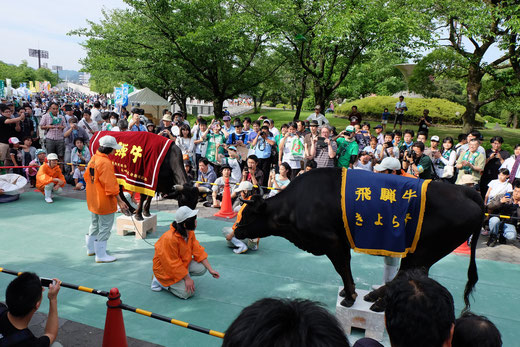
xmin=219 ymin=145 xmax=242 ymax=183
xmin=72 ymin=164 xmax=87 ymax=190
xmin=452 ymin=311 xmax=502 ymax=347
xmin=151 ymin=206 xmax=220 ymax=299
xmin=298 ymin=159 xmax=317 ymax=176
xmin=0 ymin=272 xmax=61 ymax=347
xmin=241 ymin=155 xmax=264 ymax=195
xmin=184 ymin=160 xmax=195 ymax=182
xmin=209 ymin=164 xmax=237 ymax=208
xmin=26 ymin=149 xmax=46 ymax=187
xmin=267 ymin=162 xmax=291 ymax=198
xmin=353 ymin=151 xmax=374 ymax=171
xmin=71 ymin=138 xmax=91 ymax=170
xmin=484 ymin=168 xmax=513 ymax=205
xmin=456 ymin=139 xmax=485 ymax=186
xmin=195 ymin=157 xmax=217 ymax=190
xmin=485 ymin=180 xmax=520 ymax=247
xmin=223 ymin=298 xmax=349 ymax=347
xmin=7 ymin=137 xmax=23 ymax=176
xmin=36 ymin=153 xmax=65 ymax=203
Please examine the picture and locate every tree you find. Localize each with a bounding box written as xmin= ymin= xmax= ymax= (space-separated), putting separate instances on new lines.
xmin=0 ymin=60 xmax=58 ymax=87
xmin=267 ymin=0 xmax=433 ymax=112
xmin=434 ymin=0 xmax=520 ymax=132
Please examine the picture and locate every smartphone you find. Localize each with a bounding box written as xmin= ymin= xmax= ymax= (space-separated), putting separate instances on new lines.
xmin=40 ymin=277 xmax=55 ymax=287
xmin=317 ymin=136 xmax=325 ymax=141
xmin=505 ymin=193 xmax=511 ymax=199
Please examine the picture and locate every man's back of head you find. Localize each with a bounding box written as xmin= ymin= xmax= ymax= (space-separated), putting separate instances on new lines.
xmin=452 ymin=312 xmax=502 ymax=347
xmin=6 ymin=272 xmax=42 ymax=317
xmin=385 ymin=269 xmax=455 ymax=347
xmin=223 ymin=298 xmax=349 ymax=347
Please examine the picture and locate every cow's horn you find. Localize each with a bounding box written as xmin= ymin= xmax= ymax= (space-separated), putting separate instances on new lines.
xmin=174 ymin=185 xmax=184 ymax=191
xmin=198 ymin=187 xmax=211 ymax=193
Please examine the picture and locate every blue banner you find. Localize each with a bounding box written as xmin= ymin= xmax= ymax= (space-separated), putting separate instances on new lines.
xmin=341 ymin=169 xmax=431 ymax=257
xmin=114 ymin=87 xmax=122 ymax=105
xmin=121 ymin=84 xmax=129 ymax=107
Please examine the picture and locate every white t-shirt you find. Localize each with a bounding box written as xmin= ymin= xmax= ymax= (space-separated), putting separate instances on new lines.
xmin=487 ymin=179 xmax=513 ymax=200
xmin=306 ymin=113 xmax=329 ymax=125
xmin=354 ymin=160 xmax=373 ymax=171
xmin=91 ymin=108 xmax=102 ymax=124
xmin=73 ymin=168 xmax=85 ymax=180
xmin=270 ymin=127 xmax=280 ymax=138
xmin=78 ymin=119 xmax=99 ymax=140
xmin=281 ymin=135 xmax=303 ymax=169
xmin=500 ymin=157 xmax=520 ymax=179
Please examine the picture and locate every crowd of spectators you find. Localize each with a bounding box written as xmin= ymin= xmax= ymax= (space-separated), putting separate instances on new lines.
xmin=1 ymin=95 xmax=519 ymax=237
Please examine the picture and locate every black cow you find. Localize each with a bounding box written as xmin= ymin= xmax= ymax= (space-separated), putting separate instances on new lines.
xmin=119 ymin=143 xmax=208 ymax=219
xmin=234 ymin=168 xmax=484 ymax=311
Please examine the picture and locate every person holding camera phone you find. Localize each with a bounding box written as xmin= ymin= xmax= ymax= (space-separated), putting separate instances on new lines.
xmin=407 ymin=141 xmax=433 ymax=179
xmin=156 ymin=113 xmax=179 ymax=141
xmin=485 ymin=181 xmax=520 ymax=246
xmin=0 ymin=272 xmax=62 ymax=346
xmin=334 ymin=125 xmax=359 ymax=169
xmin=310 ymin=125 xmax=337 ymax=168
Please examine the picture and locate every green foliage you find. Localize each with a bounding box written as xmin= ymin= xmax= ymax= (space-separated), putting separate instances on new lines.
xmin=0 ymin=60 xmax=59 ymax=86
xmin=302 ymin=96 xmax=316 ymax=111
xmin=483 ymin=115 xmax=503 ymax=124
xmin=336 ymin=96 xmax=484 ymax=126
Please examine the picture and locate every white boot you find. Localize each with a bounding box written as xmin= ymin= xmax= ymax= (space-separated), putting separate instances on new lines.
xmin=94 ymin=240 xmax=117 ymax=263
xmin=44 ymin=185 xmax=53 ymax=203
xmin=85 ymin=235 xmax=95 ymax=256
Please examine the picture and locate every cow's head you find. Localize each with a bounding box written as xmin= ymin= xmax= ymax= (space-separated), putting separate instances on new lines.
xmin=173 ymin=184 xmax=211 ymax=210
xmin=234 ymin=195 xmax=272 ymax=239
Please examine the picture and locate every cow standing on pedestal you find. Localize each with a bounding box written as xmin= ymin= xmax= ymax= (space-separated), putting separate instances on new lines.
xmin=233 ymin=168 xmax=484 ymax=311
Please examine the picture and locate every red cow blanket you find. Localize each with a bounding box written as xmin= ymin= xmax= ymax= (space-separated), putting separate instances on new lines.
xmin=90 ymin=131 xmax=173 ymax=196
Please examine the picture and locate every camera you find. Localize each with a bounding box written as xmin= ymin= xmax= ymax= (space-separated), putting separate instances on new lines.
xmin=40 ymin=277 xmax=55 ymax=287
xmin=385 ymin=141 xmax=393 ymax=147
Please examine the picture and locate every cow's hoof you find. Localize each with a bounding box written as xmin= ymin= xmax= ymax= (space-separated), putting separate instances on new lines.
xmin=122 ymin=209 xmax=132 ymax=217
xmin=143 ymin=211 xmax=151 ymax=218
xmin=340 ymin=298 xmax=355 ymax=307
xmin=369 ymin=299 xmax=386 ymax=312
xmin=339 ymin=289 xmax=346 ymax=297
xmin=134 ymin=214 xmax=144 ymax=222
xmin=364 ymin=290 xmax=379 ymax=302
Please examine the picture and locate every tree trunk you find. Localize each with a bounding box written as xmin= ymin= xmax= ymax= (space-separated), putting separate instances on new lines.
xmin=313 ymin=82 xmax=328 ymax=115
xmin=513 ymin=113 xmax=518 ymax=129
xmin=213 ymin=98 xmax=225 ymax=119
xmin=252 ymin=96 xmax=259 ymax=113
xmin=290 ymin=95 xmax=294 ymax=110
xmin=257 ymin=91 xmax=266 ymax=112
xmin=462 ymin=65 xmax=483 ymax=133
xmin=293 ymin=75 xmax=307 ymax=120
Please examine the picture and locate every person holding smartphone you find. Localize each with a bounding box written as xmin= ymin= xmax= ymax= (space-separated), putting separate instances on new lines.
xmin=485 ymin=180 xmax=520 ymax=247
xmin=0 ymin=272 xmax=61 ymax=346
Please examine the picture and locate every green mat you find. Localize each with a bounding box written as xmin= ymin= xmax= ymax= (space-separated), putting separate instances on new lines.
xmin=1 ymin=192 xmax=519 ymax=346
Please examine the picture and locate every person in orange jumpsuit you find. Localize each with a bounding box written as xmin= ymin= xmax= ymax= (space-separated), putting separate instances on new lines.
xmin=151 ymin=206 xmax=220 ymax=299
xmin=84 ymin=135 xmax=128 ymax=263
xmin=36 ymin=153 xmax=65 ymax=203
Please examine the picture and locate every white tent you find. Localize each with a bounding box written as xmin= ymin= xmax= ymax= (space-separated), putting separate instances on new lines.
xmin=127 ymin=87 xmax=171 ymax=123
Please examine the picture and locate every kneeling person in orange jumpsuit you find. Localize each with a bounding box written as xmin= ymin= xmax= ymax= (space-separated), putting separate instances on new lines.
xmin=36 ymin=153 xmax=65 ymax=203
xmin=151 ymin=206 xmax=220 ymax=299
xmin=84 ymin=135 xmax=128 ymax=263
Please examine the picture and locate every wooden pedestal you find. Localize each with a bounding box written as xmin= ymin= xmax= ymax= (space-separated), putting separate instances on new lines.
xmin=116 ymin=214 xmax=157 ymax=239
xmin=335 ymin=288 xmax=385 ymax=341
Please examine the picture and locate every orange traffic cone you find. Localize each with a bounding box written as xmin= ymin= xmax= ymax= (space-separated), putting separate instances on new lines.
xmin=214 ymin=177 xmax=237 ymax=219
xmin=453 ymin=241 xmax=471 ymax=255
xmin=102 ymin=288 xmax=128 ymax=347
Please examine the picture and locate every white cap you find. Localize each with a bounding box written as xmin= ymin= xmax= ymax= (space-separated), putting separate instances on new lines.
xmin=47 ymin=153 xmax=58 ymax=161
xmin=235 ymin=181 xmax=253 ymax=192
xmin=8 ymin=137 xmax=20 ymax=144
xmin=374 ymin=157 xmax=401 ymax=172
xmin=175 ymin=206 xmax=198 ymax=223
xmin=430 ymin=135 xmax=440 ymax=142
xmin=99 ymin=135 xmax=122 ymax=150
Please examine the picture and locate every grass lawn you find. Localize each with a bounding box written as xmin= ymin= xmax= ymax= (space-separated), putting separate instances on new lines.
xmin=241 ymin=109 xmax=520 ymax=150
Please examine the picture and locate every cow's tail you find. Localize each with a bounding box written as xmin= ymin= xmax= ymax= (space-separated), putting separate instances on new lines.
xmin=463 ymin=188 xmax=484 ymax=312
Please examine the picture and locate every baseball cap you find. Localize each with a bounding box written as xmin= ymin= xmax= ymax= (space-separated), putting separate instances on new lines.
xmin=8 ymin=137 xmax=20 ymax=144
xmin=228 ymin=145 xmax=237 ymax=151
xmin=235 ymin=181 xmax=253 ymax=192
xmin=345 ymin=125 xmax=355 ymax=133
xmin=99 ymin=135 xmax=122 ymax=150
xmin=175 ymin=206 xmax=198 ymax=223
xmin=223 ymin=115 xmax=231 ymax=121
xmin=374 ymin=157 xmax=401 ymax=172
xmin=374 ymin=125 xmax=383 ymax=129
xmin=430 ymin=135 xmax=440 ymax=142
xmin=47 ymin=153 xmax=58 ymax=161
xmin=35 ymin=149 xmax=46 ymax=156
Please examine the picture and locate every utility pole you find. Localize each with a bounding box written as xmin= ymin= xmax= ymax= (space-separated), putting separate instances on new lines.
xmin=28 ymin=49 xmax=49 ymax=69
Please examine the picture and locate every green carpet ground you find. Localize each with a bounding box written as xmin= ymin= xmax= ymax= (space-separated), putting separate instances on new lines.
xmin=1 ymin=192 xmax=519 ymax=346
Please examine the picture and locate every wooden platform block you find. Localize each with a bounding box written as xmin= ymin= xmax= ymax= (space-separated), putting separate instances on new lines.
xmin=335 ymin=288 xmax=385 ymax=341
xmin=116 ymin=214 xmax=157 ymax=239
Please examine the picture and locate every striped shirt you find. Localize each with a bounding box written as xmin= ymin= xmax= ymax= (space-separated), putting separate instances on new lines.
xmin=40 ymin=113 xmax=66 ymax=140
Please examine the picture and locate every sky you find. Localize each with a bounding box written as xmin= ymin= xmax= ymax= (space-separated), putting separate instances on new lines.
xmin=0 ymin=0 xmax=128 ymax=71
xmin=0 ymin=1 xmax=504 ymax=72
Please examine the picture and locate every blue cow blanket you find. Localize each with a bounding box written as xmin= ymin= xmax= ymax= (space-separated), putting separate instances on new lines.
xmin=341 ymin=169 xmax=431 ymax=258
